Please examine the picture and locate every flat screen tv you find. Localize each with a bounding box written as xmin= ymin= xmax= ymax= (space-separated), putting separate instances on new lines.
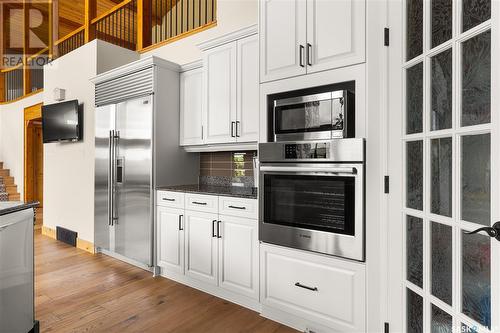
xmin=42 ymin=100 xmax=82 ymax=143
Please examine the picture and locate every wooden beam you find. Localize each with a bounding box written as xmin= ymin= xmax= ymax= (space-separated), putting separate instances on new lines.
xmin=48 ymin=0 xmax=54 ymax=59
xmin=84 ymin=0 xmax=97 ymax=43
xmin=137 ymin=0 xmax=152 ymax=50
xmin=23 ymin=1 xmax=30 ymax=95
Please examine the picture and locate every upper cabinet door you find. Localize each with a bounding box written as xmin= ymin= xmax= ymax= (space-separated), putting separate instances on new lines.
xmin=260 ymin=0 xmax=307 ymax=83
xmin=306 ymin=0 xmax=365 ymax=74
xmin=180 ymin=68 xmax=204 ymax=146
xmin=204 ymin=42 xmax=237 ymax=144
xmin=236 ymin=35 xmax=259 ymax=143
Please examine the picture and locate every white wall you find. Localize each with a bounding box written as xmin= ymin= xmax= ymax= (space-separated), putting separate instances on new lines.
xmin=0 ymin=92 xmax=44 ymax=199
xmin=42 ymin=40 xmax=138 ymax=242
xmin=142 ymin=0 xmax=257 ymax=64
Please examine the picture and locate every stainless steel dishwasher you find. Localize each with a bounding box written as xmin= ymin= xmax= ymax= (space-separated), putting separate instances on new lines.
xmin=0 ymin=202 xmax=39 ymax=333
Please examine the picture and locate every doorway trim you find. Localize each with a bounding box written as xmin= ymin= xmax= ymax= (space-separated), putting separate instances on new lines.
xmin=24 ymin=102 xmax=43 ymax=202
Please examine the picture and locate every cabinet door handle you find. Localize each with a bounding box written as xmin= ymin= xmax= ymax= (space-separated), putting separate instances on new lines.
xmin=162 ymin=198 xmax=175 ymax=202
xmin=294 ymin=282 xmax=318 ymax=292
xmin=212 ymin=220 xmax=217 ymax=237
xmin=307 ymin=43 xmax=312 ymax=66
xmin=236 ymin=121 xmax=240 ymax=137
xmin=178 ymin=215 xmax=184 ymax=231
xmin=299 ymin=45 xmax=305 ymax=67
xmin=217 ymin=221 xmax=222 ymax=239
xmin=192 ymin=201 xmax=207 ymax=206
xmin=231 ymin=121 xmax=236 ymax=138
xmin=228 ymin=205 xmax=246 ymax=210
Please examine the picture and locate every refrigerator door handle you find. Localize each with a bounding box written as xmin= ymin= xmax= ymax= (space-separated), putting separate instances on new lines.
xmin=112 ymin=131 xmax=119 ymax=225
xmin=108 ymin=130 xmax=114 ymax=226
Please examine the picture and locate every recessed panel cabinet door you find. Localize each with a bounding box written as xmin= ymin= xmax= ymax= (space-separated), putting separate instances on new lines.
xmin=306 ymin=0 xmax=365 ymax=74
xmin=260 ymin=0 xmax=307 ymax=82
xmin=204 ymin=42 xmax=237 ymax=144
xmin=157 ymin=207 xmax=184 ymax=274
xmin=236 ymin=35 xmax=259 ymax=143
xmin=180 ymin=68 xmax=204 ymax=146
xmin=184 ymin=210 xmax=218 ymax=285
xmin=218 ymin=216 xmax=259 ymax=300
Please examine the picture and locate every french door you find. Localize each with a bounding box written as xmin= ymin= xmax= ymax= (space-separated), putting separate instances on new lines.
xmin=388 ymin=0 xmax=500 ymax=332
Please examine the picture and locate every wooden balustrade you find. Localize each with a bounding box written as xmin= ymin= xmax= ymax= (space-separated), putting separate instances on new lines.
xmin=149 ymin=0 xmax=216 ymax=47
xmin=2 ymin=65 xmax=25 ymax=102
xmin=94 ymin=0 xmax=138 ymax=51
xmin=55 ymin=27 xmax=86 ymax=58
xmin=0 ymin=0 xmax=217 ymax=103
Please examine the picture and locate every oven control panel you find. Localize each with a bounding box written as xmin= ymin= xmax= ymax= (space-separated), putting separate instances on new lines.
xmin=284 ymin=143 xmax=329 ymax=159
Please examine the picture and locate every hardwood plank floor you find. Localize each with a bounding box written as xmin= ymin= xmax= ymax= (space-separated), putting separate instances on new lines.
xmin=35 ymin=231 xmax=299 ymax=333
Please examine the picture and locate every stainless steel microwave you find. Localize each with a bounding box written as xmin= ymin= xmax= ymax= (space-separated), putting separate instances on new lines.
xmin=273 ymin=90 xmax=354 ymax=142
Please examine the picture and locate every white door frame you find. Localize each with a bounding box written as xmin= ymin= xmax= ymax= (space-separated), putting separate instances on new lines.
xmin=387 ymin=0 xmax=500 ymax=332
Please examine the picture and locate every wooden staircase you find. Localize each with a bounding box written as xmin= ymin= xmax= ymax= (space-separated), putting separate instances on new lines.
xmin=0 ymin=162 xmax=21 ymax=201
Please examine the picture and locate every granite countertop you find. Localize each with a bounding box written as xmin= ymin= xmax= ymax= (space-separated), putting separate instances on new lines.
xmin=0 ymin=201 xmax=39 ymax=217
xmin=157 ymin=184 xmax=258 ymax=199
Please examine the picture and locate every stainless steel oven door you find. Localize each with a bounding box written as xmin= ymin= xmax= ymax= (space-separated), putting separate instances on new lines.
xmin=259 ymin=163 xmax=364 ymax=261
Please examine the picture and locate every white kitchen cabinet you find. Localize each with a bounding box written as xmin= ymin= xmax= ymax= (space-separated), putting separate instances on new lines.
xmin=218 ymin=215 xmax=259 ymax=300
xmin=259 ymin=0 xmax=365 ymax=82
xmin=184 ymin=210 xmax=219 ymax=285
xmin=260 ymin=243 xmax=366 ymax=332
xmin=259 ymin=0 xmax=307 ymax=82
xmin=203 ymin=42 xmax=237 ymax=144
xmin=157 ymin=206 xmax=185 ymax=274
xmin=180 ymin=66 xmax=204 ymax=146
xmin=236 ymin=35 xmax=259 ymax=143
xmin=306 ymin=0 xmax=365 ymax=74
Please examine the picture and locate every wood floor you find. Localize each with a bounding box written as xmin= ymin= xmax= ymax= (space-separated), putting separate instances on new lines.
xmin=35 ymin=231 xmax=299 ymax=333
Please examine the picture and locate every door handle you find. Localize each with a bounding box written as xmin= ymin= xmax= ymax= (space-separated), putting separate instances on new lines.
xmin=231 ymin=121 xmax=236 ymax=138
xmin=212 ymin=220 xmax=217 ymax=237
xmin=217 ymin=221 xmax=222 ymax=239
xmin=179 ymin=215 xmax=184 ymax=231
xmin=307 ymin=43 xmax=313 ymax=66
xmin=108 ymin=130 xmax=113 ymax=226
xmin=228 ymin=205 xmax=246 ymax=210
xmin=236 ymin=121 xmax=240 ymax=137
xmin=294 ymin=282 xmax=318 ymax=292
xmin=299 ymin=45 xmax=305 ymax=67
xmin=465 ymin=222 xmax=500 ymax=241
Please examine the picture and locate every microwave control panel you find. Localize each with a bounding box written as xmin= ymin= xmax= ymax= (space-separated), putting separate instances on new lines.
xmin=284 ymin=143 xmax=329 ymax=159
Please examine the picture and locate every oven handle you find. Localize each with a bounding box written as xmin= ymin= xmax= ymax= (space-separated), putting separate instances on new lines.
xmin=259 ymin=166 xmax=357 ymax=175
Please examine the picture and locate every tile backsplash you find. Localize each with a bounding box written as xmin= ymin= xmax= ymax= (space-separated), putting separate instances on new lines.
xmin=200 ymin=151 xmax=257 ymax=187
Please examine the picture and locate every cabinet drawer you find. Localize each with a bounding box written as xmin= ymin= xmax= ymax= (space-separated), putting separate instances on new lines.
xmin=185 ymin=193 xmax=218 ymax=213
xmin=261 ymin=244 xmax=365 ymax=332
xmin=218 ymin=196 xmax=257 ymax=219
xmin=157 ymin=191 xmax=185 ymax=209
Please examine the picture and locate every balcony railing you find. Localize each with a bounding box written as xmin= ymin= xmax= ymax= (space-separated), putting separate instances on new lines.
xmin=0 ymin=0 xmax=217 ymax=104
xmin=95 ymin=0 xmax=138 ymax=51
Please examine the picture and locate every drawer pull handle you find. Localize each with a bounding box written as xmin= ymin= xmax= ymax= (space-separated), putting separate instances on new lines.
xmin=294 ymin=282 xmax=318 ymax=292
xmin=192 ymin=201 xmax=207 ymax=206
xmin=162 ymin=198 xmax=175 ymax=202
xmin=228 ymin=205 xmax=246 ymax=210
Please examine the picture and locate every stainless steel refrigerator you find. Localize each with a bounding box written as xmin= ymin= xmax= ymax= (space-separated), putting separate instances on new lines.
xmin=93 ymin=57 xmax=198 ymax=270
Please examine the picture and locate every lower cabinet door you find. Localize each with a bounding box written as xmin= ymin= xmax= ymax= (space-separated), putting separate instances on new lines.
xmin=157 ymin=207 xmax=185 ymax=274
xmin=261 ymin=244 xmax=366 ymax=332
xmin=184 ymin=210 xmax=219 ymax=285
xmin=218 ymin=215 xmax=259 ymax=300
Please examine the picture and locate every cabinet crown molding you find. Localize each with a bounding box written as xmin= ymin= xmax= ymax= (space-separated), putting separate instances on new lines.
xmin=197 ymin=25 xmax=258 ymax=51
xmin=180 ymin=60 xmax=203 ymax=72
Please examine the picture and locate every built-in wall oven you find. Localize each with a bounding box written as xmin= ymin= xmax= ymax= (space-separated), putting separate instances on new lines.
xmin=259 ymin=139 xmax=365 ymax=261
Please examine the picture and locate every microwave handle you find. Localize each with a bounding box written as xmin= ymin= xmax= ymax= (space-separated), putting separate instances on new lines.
xmin=259 ymin=166 xmax=357 ymax=175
